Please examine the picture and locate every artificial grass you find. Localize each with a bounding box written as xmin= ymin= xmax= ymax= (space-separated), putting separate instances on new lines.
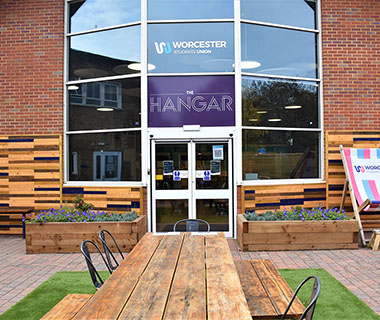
xmin=0 ymin=269 xmax=378 ymax=320
xmin=280 ymin=268 xmax=380 ymax=320
xmin=0 ymin=271 xmax=109 ymax=320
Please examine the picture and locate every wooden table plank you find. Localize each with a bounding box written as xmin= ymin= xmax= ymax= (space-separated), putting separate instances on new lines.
xmin=234 ymin=260 xmax=278 ymax=319
xmin=259 ymin=260 xmax=304 ymax=317
xmin=164 ymin=234 xmax=207 ymax=320
xmin=206 ymin=233 xmax=252 ymax=320
xmin=118 ymin=234 xmax=185 ymax=320
xmin=73 ymin=233 xmax=163 ymax=320
xmin=41 ymin=294 xmax=92 ymax=320
xmin=252 ymin=260 xmax=303 ymax=318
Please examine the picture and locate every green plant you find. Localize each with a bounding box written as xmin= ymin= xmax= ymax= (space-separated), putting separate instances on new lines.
xmin=73 ymin=194 xmax=94 ymax=212
xmin=28 ymin=207 xmax=138 ymax=223
xmin=244 ymin=206 xmax=350 ymax=221
xmin=93 ymin=212 xmax=138 ymax=222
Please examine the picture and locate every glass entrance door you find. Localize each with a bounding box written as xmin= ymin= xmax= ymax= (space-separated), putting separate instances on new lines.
xmin=152 ymin=139 xmax=233 ymax=236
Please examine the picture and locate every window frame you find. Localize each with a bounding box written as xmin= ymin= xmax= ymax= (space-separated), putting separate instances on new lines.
xmin=64 ymin=0 xmax=144 ymax=186
xmin=238 ymin=0 xmax=323 ymax=185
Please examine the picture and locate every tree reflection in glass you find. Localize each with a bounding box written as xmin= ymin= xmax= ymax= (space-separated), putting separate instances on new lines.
xmin=242 ymin=77 xmax=318 ymax=128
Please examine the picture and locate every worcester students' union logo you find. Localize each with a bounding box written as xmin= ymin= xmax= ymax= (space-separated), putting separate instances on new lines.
xmin=154 ymin=42 xmax=172 ymax=55
xmin=354 ymin=165 xmax=366 ymax=173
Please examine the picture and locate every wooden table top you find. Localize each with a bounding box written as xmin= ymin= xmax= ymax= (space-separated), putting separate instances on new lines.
xmin=73 ymin=232 xmax=252 ymax=320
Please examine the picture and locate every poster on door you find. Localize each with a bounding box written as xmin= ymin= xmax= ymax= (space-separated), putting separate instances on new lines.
xmin=163 ymin=160 xmax=174 ymax=175
xmin=210 ymin=160 xmax=221 ymax=175
xmin=212 ymin=145 xmax=224 ymax=160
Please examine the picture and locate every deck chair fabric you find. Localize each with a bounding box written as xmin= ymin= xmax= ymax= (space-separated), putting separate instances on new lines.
xmin=340 ymin=146 xmax=380 ymax=245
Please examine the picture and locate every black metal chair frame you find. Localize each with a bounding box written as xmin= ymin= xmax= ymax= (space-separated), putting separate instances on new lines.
xmin=99 ymin=229 xmax=125 ymax=271
xmin=81 ymin=240 xmax=112 ymax=290
xmin=280 ymin=275 xmax=321 ymax=320
xmin=173 ymin=218 xmax=211 ymax=232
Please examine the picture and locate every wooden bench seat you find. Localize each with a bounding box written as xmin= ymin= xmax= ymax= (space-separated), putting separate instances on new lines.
xmin=235 ymin=259 xmax=305 ymax=320
xmin=41 ymin=294 xmax=92 ymax=320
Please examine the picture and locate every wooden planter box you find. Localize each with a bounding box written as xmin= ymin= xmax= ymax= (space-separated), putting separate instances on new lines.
xmin=25 ymin=215 xmax=147 ymax=254
xmin=237 ymin=214 xmax=358 ymax=251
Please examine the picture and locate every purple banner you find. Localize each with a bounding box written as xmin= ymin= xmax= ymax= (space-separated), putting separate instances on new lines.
xmin=148 ymin=76 xmax=235 ymax=127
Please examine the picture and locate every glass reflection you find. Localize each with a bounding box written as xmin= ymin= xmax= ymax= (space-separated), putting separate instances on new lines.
xmin=69 ymin=26 xmax=141 ymax=80
xmin=241 ymin=0 xmax=316 ymax=29
xmin=155 ymin=144 xmax=188 ymax=190
xmin=241 ymin=23 xmax=317 ymax=78
xmin=148 ymin=0 xmax=233 ymax=20
xmin=156 ymin=200 xmax=188 ymax=232
xmin=242 ymin=77 xmax=318 ymax=128
xmin=68 ymin=131 xmax=141 ymax=181
xmin=242 ymin=130 xmax=319 ymax=180
xmin=69 ymin=78 xmax=141 ymax=131
xmin=196 ymin=143 xmax=228 ymax=190
xmin=148 ymin=23 xmax=234 ymax=73
xmin=196 ymin=199 xmax=229 ymax=231
xmin=69 ymin=0 xmax=141 ymax=33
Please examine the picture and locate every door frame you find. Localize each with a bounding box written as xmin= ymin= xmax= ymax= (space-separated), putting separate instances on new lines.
xmin=147 ymin=128 xmax=236 ymax=237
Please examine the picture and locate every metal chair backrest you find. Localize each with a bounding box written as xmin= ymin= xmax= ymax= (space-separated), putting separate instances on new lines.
xmin=99 ymin=229 xmax=125 ymax=271
xmin=280 ymin=275 xmax=321 ymax=320
xmin=81 ymin=240 xmax=112 ymax=290
xmin=173 ymin=219 xmax=211 ymax=232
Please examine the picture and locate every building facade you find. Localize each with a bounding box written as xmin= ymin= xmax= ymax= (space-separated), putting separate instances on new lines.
xmin=1 ymin=0 xmax=380 ymax=237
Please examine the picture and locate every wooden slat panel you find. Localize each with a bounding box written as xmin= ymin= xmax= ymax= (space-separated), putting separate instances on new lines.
xmin=243 ymin=232 xmax=355 ymax=244
xmin=118 ymin=234 xmax=185 ymax=320
xmin=164 ymin=234 xmax=206 ymax=320
xmin=247 ymin=243 xmax=358 ymax=251
xmin=73 ymin=233 xmax=163 ymax=320
xmin=41 ymin=294 xmax=92 ymax=320
xmin=247 ymin=220 xmax=358 ymax=234
xmin=206 ymin=233 xmax=251 ymax=320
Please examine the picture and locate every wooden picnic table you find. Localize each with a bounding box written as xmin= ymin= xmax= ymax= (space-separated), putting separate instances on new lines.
xmin=73 ymin=232 xmax=252 ymax=320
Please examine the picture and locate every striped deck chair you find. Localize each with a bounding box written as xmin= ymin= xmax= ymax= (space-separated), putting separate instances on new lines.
xmin=340 ymin=145 xmax=380 ymax=246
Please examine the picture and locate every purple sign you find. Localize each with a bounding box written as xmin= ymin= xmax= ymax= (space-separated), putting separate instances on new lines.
xmin=148 ymin=76 xmax=235 ymax=127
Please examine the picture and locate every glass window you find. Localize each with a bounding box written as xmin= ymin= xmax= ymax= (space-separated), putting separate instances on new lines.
xmin=148 ymin=0 xmax=233 ymax=20
xmin=241 ymin=23 xmax=317 ymax=78
xmin=155 ymin=144 xmax=188 ymax=190
xmin=69 ymin=26 xmax=141 ymax=80
xmin=69 ymin=0 xmax=141 ymax=33
xmin=148 ymin=23 xmax=234 ymax=73
xmin=242 ymin=77 xmax=318 ymax=128
xmin=241 ymin=0 xmax=316 ymax=29
xmin=242 ymin=130 xmax=320 ymax=180
xmin=68 ymin=78 xmax=141 ymax=131
xmin=68 ymin=131 xmax=141 ymax=181
xmin=196 ymin=143 xmax=228 ymax=190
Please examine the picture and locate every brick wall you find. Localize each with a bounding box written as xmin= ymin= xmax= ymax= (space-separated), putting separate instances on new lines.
xmin=322 ymin=0 xmax=380 ymax=130
xmin=0 ymin=0 xmax=64 ymax=135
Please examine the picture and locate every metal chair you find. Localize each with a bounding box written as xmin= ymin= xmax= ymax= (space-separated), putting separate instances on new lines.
xmin=173 ymin=219 xmax=211 ymax=232
xmin=280 ymin=275 xmax=321 ymax=320
xmin=99 ymin=229 xmax=125 ymax=271
xmin=81 ymin=240 xmax=112 ymax=290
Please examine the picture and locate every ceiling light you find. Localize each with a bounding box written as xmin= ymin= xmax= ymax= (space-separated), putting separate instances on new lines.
xmin=249 ymin=119 xmax=258 ymax=122
xmin=128 ymin=63 xmax=156 ymax=71
xmin=257 ymin=110 xmax=267 ymax=114
xmin=285 ymin=105 xmax=302 ymax=110
xmin=67 ymin=85 xmax=79 ymax=90
xmin=97 ymin=107 xmax=114 ymax=112
xmin=240 ymin=60 xmax=261 ymax=69
xmin=268 ymin=118 xmax=282 ymax=122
